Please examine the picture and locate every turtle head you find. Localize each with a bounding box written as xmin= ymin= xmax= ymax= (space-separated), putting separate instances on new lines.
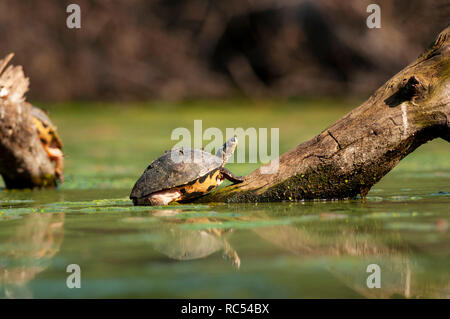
xmin=216 ymin=135 xmax=238 ymax=165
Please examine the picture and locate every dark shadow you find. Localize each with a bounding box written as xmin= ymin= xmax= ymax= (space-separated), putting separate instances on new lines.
xmin=384 ymin=76 xmax=421 ymax=107
xmin=211 ymin=2 xmax=374 ymax=91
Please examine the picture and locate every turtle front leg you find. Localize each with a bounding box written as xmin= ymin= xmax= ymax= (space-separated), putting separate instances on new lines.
xmin=44 ymin=145 xmax=64 ymax=183
xmin=53 ymin=155 xmax=64 ymax=183
xmin=220 ymin=167 xmax=244 ymax=184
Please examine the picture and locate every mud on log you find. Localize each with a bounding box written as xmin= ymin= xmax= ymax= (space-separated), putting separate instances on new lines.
xmin=200 ymin=25 xmax=450 ymax=203
xmin=0 ymin=54 xmax=56 ymax=188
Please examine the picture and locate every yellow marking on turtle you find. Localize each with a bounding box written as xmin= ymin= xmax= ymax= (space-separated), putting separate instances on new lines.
xmin=33 ymin=117 xmax=63 ymax=147
xmin=32 ymin=116 xmax=65 ymax=182
xmin=173 ymin=169 xmax=222 ymax=201
xmin=33 ymin=117 xmax=53 ymax=146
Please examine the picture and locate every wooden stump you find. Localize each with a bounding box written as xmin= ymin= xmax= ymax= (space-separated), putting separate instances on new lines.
xmin=199 ymin=25 xmax=450 ymax=203
xmin=0 ymin=54 xmax=56 ymax=189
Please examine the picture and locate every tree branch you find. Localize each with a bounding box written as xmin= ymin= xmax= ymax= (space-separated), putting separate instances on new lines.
xmin=0 ymin=53 xmax=56 ymax=188
xmin=199 ymin=25 xmax=450 ymax=203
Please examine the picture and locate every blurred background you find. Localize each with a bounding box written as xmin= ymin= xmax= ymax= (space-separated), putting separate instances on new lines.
xmin=1 ymin=1 xmax=450 ymax=299
xmin=1 ymin=0 xmax=449 ymax=188
xmin=1 ymin=0 xmax=449 ymax=101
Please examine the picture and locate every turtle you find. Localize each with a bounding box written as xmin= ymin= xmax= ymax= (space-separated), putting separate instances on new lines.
xmin=130 ymin=136 xmax=244 ymax=206
xmin=29 ymin=104 xmax=64 ymax=183
xmin=152 ymin=222 xmax=241 ymax=268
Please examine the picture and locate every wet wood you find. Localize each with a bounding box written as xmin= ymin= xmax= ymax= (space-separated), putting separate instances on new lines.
xmin=0 ymin=54 xmax=56 ymax=188
xmin=200 ymin=25 xmax=450 ymax=203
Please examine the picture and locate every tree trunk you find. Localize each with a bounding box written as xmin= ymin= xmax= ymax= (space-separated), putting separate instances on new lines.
xmin=199 ymin=25 xmax=450 ymax=203
xmin=0 ymin=53 xmax=56 ymax=188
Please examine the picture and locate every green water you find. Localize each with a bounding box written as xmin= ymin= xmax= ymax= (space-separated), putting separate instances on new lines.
xmin=0 ymin=100 xmax=449 ymax=298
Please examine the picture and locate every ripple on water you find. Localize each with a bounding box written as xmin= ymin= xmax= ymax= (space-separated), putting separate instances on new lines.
xmin=386 ymin=195 xmax=422 ymax=201
xmin=366 ymin=196 xmax=383 ymax=202
xmin=384 ymin=220 xmax=448 ymax=232
xmin=362 ymin=211 xmax=433 ymax=219
xmin=0 ymin=199 xmax=35 ymax=205
xmin=0 ymin=214 xmax=23 ymax=221
xmin=429 ymin=191 xmax=450 ymax=197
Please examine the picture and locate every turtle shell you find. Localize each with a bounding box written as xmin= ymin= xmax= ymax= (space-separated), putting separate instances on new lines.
xmin=153 ymin=227 xmax=224 ymax=260
xmin=31 ymin=105 xmax=53 ymax=126
xmin=130 ymin=148 xmax=223 ymax=199
xmin=31 ymin=105 xmax=63 ymax=149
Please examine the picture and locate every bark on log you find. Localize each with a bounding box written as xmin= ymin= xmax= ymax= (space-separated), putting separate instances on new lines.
xmin=0 ymin=54 xmax=56 ymax=188
xmin=199 ymin=25 xmax=450 ymax=203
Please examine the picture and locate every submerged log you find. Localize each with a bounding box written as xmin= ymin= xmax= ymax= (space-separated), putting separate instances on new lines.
xmin=0 ymin=54 xmax=56 ymax=188
xmin=200 ymin=25 xmax=450 ymax=203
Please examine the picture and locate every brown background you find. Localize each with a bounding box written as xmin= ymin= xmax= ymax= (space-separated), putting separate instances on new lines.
xmin=1 ymin=0 xmax=448 ymax=101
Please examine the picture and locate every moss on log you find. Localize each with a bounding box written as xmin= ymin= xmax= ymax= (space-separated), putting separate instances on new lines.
xmin=200 ymin=25 xmax=450 ymax=203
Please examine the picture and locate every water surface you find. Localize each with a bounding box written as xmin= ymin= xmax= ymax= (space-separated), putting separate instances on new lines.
xmin=0 ymin=101 xmax=449 ymax=298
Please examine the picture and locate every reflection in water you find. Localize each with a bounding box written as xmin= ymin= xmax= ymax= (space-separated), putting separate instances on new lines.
xmin=254 ymin=219 xmax=448 ymax=298
xmin=0 ymin=202 xmax=447 ymax=298
xmin=151 ymin=210 xmax=240 ymax=268
xmin=0 ymin=213 xmax=65 ymax=298
xmin=148 ymin=208 xmax=449 ymax=298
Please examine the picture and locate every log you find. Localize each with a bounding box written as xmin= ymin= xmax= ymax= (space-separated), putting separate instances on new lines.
xmin=0 ymin=53 xmax=56 ymax=188
xmin=199 ymin=25 xmax=450 ymax=203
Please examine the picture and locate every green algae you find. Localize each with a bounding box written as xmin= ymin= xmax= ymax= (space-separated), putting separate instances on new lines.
xmin=0 ymin=101 xmax=448 ymax=298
